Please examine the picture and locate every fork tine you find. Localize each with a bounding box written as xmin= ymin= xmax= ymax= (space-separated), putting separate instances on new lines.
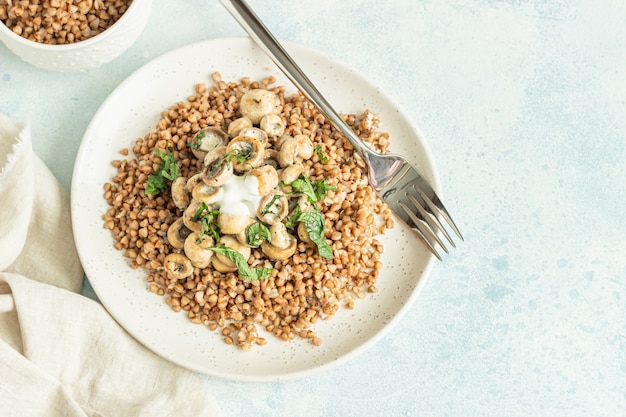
xmin=398 ymin=201 xmax=444 ymax=260
xmin=407 ymin=193 xmax=455 ymax=248
xmin=403 ymin=196 xmax=450 ymax=253
xmin=416 ymin=187 xmax=464 ymax=241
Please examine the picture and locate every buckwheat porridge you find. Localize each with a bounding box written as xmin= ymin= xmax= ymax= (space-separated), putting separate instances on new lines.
xmin=102 ymin=73 xmax=394 ymax=350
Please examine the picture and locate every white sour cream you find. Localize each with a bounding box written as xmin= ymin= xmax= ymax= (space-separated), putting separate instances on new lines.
xmin=214 ymin=174 xmax=262 ymax=218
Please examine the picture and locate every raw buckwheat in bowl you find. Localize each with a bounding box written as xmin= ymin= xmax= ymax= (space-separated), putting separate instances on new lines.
xmin=71 ymin=37 xmax=440 ymax=381
xmin=0 ymin=0 xmax=151 ymax=71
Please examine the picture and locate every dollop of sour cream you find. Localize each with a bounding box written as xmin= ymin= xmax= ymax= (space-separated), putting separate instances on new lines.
xmin=213 ymin=174 xmax=262 ymax=218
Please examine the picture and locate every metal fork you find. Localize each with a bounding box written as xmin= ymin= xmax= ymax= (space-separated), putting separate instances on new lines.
xmin=220 ymin=0 xmax=463 ymax=260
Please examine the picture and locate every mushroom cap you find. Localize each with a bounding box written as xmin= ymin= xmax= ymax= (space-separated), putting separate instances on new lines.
xmin=245 ymin=165 xmax=279 ymax=196
xmin=217 ymin=211 xmax=255 ymax=235
xmin=227 ymin=135 xmax=264 ymax=173
xmin=214 ymin=235 xmax=251 ymax=268
xmin=182 ymin=200 xmax=204 ymax=232
xmin=279 ymin=162 xmax=304 ymax=186
xmin=262 ymin=149 xmax=280 ymax=170
xmin=239 ymin=89 xmax=278 ymax=124
xmin=293 ymin=134 xmax=314 ymax=159
xmin=260 ymin=113 xmax=286 ymax=137
xmin=167 ymin=216 xmax=192 ymax=250
xmin=164 ymin=253 xmax=194 ymax=279
xmin=170 ymin=176 xmax=190 ymax=210
xmin=277 ymin=137 xmax=299 ymax=168
xmin=211 ymin=255 xmax=238 ymax=273
xmin=257 ymin=190 xmax=289 ymax=225
xmin=185 ymin=173 xmax=205 ymax=193
xmin=260 ymin=222 xmax=297 ymax=261
xmin=192 ymin=182 xmax=223 ymax=205
xmin=227 ymin=117 xmax=253 ymax=138
xmin=191 ymin=127 xmax=228 ymax=160
xmin=238 ymin=126 xmax=268 ymax=145
xmin=184 ymin=232 xmax=214 ymax=268
xmin=202 ymin=146 xmax=234 ymax=186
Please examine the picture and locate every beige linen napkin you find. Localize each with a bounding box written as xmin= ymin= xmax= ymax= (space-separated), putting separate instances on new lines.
xmin=0 ymin=113 xmax=220 ymax=417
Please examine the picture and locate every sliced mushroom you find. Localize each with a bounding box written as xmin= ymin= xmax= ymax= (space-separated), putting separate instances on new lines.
xmin=192 ymin=182 xmax=223 ymax=205
xmin=280 ymin=162 xmax=304 ymax=186
xmin=227 ymin=117 xmax=253 ymax=138
xmin=277 ymin=135 xmax=315 ymax=167
xmin=274 ymin=134 xmax=292 ymax=151
xmin=245 ymin=165 xmax=279 ymax=196
xmin=170 ymin=176 xmax=189 ymax=209
xmin=262 ymin=149 xmax=280 ymax=170
xmin=217 ymin=211 xmax=255 ymax=235
xmin=214 ymin=235 xmax=251 ymax=270
xmin=190 ymin=127 xmax=228 ymax=160
xmin=260 ymin=222 xmax=297 ymax=261
xmin=239 ymin=89 xmax=278 ymax=124
xmin=183 ymin=232 xmax=214 ymax=268
xmin=202 ymin=146 xmax=233 ymax=187
xmin=238 ymin=127 xmax=268 ymax=145
xmin=164 ymin=253 xmax=193 ymax=279
xmin=211 ymin=255 xmax=238 ymax=273
xmin=297 ymin=222 xmax=312 ymax=243
xmin=167 ymin=217 xmax=192 ymax=249
xmin=260 ymin=114 xmax=285 ymax=137
xmin=293 ymin=134 xmax=314 ymax=159
xmin=257 ymin=190 xmax=288 ymax=225
xmin=226 ymin=135 xmax=264 ymax=173
xmin=185 ymin=173 xmax=204 ymax=193
xmin=183 ymin=200 xmax=211 ymax=232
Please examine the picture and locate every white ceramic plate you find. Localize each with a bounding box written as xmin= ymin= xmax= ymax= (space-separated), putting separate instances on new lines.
xmin=71 ymin=37 xmax=439 ymax=381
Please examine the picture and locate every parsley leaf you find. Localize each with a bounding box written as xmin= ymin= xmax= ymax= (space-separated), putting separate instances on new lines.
xmin=145 ymin=149 xmax=179 ymax=195
xmin=245 ymin=222 xmax=271 ymax=248
xmin=284 ymin=205 xmax=303 ymax=229
xmin=297 ymin=209 xmax=333 ymax=259
xmin=313 ymin=179 xmax=337 ymax=201
xmin=210 ymin=244 xmax=273 ymax=280
xmin=191 ymin=202 xmax=221 ymax=243
xmin=314 ymin=144 xmax=329 ymax=163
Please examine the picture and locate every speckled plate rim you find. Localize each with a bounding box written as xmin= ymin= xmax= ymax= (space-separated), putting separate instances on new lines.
xmin=71 ymin=37 xmax=438 ymax=382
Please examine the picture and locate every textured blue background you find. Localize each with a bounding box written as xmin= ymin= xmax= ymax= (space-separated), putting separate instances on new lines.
xmin=1 ymin=1 xmax=625 ymax=415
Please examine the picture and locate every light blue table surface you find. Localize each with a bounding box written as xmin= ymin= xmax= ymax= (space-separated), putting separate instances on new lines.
xmin=2 ymin=1 xmax=625 ymax=416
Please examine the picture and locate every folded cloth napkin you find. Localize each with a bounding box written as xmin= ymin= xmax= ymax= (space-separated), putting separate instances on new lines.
xmin=0 ymin=113 xmax=220 ymax=417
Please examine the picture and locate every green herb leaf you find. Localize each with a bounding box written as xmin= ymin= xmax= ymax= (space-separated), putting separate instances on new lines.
xmin=297 ymin=210 xmax=334 ymax=259
xmin=245 ymin=222 xmax=271 ymax=248
xmin=284 ymin=205 xmax=303 ymax=229
xmin=313 ymin=179 xmax=337 ymax=201
xmin=288 ymin=175 xmax=318 ymax=204
xmin=145 ymin=149 xmax=180 ymax=195
xmin=211 ymin=244 xmax=273 ymax=280
xmin=188 ymin=129 xmax=206 ymax=150
xmin=262 ymin=193 xmax=285 ymax=215
xmin=191 ymin=202 xmax=221 ymax=243
xmin=314 ymin=144 xmax=329 ymax=163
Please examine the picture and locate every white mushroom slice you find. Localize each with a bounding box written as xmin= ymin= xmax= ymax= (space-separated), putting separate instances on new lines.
xmin=280 ymin=163 xmax=304 ymax=186
xmin=192 ymin=182 xmax=223 ymax=205
xmin=214 ymin=235 xmax=251 ymax=269
xmin=257 ymin=190 xmax=288 ymax=225
xmin=277 ymin=137 xmax=299 ymax=168
xmin=190 ymin=127 xmax=228 ymax=160
xmin=227 ymin=117 xmax=253 ymax=138
xmin=226 ymin=135 xmax=264 ymax=173
xmin=183 ymin=232 xmax=214 ymax=268
xmin=262 ymin=149 xmax=280 ymax=170
xmin=260 ymin=222 xmax=297 ymax=261
xmin=164 ymin=253 xmax=194 ymax=279
xmin=167 ymin=217 xmax=192 ymax=249
xmin=274 ymin=134 xmax=292 ymax=151
xmin=297 ymin=222 xmax=312 ymax=243
xmin=245 ymin=165 xmax=279 ymax=196
xmin=239 ymin=89 xmax=278 ymax=124
xmin=202 ymin=146 xmax=233 ymax=186
xmin=260 ymin=114 xmax=285 ymax=137
xmin=211 ymin=255 xmax=238 ymax=273
xmin=170 ymin=176 xmax=189 ymax=209
xmin=293 ymin=134 xmax=314 ymax=159
xmin=183 ymin=200 xmax=208 ymax=232
xmin=185 ymin=173 xmax=204 ymax=193
xmin=238 ymin=127 xmax=268 ymax=145
xmin=217 ymin=212 xmax=255 ymax=235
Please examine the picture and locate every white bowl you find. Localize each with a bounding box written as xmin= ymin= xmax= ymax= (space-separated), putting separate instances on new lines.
xmin=0 ymin=0 xmax=152 ymax=72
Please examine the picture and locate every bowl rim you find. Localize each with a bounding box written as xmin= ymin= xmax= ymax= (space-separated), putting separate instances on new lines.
xmin=0 ymin=0 xmax=147 ymax=51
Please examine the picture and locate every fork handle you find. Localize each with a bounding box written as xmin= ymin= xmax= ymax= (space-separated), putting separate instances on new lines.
xmin=220 ymin=0 xmax=374 ymax=158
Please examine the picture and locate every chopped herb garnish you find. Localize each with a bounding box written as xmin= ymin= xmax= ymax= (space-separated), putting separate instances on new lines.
xmin=314 ymin=144 xmax=329 ymax=163
xmin=282 ymin=174 xmax=337 ymax=205
xmin=312 ymin=179 xmax=337 ymax=201
xmin=245 ymin=222 xmax=271 ymax=248
xmin=211 ymin=244 xmax=273 ymax=280
xmin=285 ymin=205 xmax=303 ymax=229
xmin=191 ymin=202 xmax=221 ymax=243
xmin=145 ymin=149 xmax=179 ymax=195
xmin=188 ymin=129 xmax=206 ymax=150
xmin=297 ymin=209 xmax=333 ymax=259
xmin=262 ymin=193 xmax=284 ymax=215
